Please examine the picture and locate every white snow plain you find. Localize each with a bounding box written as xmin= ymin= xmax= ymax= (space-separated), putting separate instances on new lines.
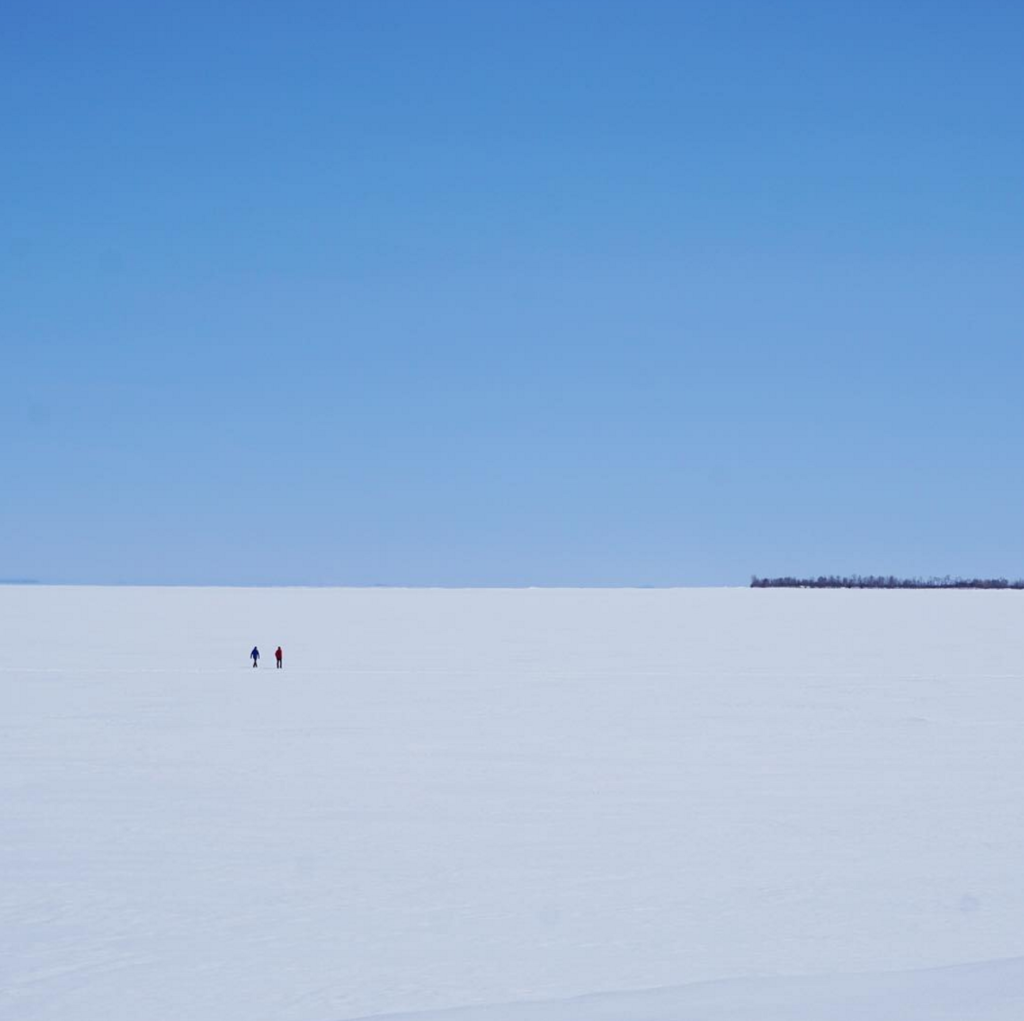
xmin=2 ymin=585 xmax=1024 ymax=1021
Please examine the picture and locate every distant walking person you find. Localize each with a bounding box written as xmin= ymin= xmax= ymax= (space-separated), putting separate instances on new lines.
xmin=251 ymin=646 xmax=260 ymax=668
xmin=275 ymin=646 xmax=283 ymax=669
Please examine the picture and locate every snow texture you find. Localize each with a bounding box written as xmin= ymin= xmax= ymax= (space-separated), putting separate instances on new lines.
xmin=348 ymin=957 xmax=1024 ymax=1021
xmin=2 ymin=586 xmax=1024 ymax=1021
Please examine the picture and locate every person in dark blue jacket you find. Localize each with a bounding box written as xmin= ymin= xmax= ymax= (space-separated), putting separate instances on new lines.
xmin=250 ymin=646 xmax=260 ymax=668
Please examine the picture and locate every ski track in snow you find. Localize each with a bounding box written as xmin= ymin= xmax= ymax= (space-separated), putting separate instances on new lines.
xmin=344 ymin=956 xmax=1024 ymax=1021
xmin=2 ymin=585 xmax=1024 ymax=1021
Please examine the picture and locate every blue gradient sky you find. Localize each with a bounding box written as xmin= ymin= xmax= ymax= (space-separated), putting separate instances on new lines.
xmin=3 ymin=1 xmax=1023 ymax=585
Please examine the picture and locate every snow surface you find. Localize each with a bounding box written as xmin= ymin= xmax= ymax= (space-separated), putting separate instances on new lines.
xmin=2 ymin=585 xmax=1024 ymax=1021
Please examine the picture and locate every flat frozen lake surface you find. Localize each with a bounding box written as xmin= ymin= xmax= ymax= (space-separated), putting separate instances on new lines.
xmin=2 ymin=586 xmax=1023 ymax=1020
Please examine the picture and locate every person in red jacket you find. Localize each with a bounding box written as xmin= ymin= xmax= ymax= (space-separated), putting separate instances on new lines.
xmin=275 ymin=646 xmax=283 ymax=669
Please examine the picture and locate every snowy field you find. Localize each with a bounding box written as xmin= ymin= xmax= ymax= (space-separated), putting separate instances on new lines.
xmin=2 ymin=585 xmax=1024 ymax=1021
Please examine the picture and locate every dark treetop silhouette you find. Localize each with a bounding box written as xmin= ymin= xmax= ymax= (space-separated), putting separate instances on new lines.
xmin=751 ymin=575 xmax=1024 ymax=590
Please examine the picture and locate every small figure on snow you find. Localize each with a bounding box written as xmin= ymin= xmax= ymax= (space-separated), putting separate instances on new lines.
xmin=251 ymin=645 xmax=260 ymax=668
xmin=275 ymin=646 xmax=283 ymax=669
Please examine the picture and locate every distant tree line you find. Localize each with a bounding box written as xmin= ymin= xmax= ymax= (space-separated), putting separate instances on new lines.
xmin=751 ymin=575 xmax=1024 ymax=590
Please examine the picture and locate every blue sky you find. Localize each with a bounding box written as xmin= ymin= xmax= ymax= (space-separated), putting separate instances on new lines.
xmin=3 ymin=0 xmax=1023 ymax=585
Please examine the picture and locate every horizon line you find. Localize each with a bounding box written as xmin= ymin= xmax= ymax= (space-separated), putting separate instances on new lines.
xmin=0 ymin=581 xmax=746 ymax=590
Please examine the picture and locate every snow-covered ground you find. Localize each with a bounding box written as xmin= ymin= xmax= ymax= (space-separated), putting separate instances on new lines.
xmin=2 ymin=586 xmax=1024 ymax=1021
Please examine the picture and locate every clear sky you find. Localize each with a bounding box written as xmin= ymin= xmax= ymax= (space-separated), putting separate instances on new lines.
xmin=3 ymin=1 xmax=1023 ymax=586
